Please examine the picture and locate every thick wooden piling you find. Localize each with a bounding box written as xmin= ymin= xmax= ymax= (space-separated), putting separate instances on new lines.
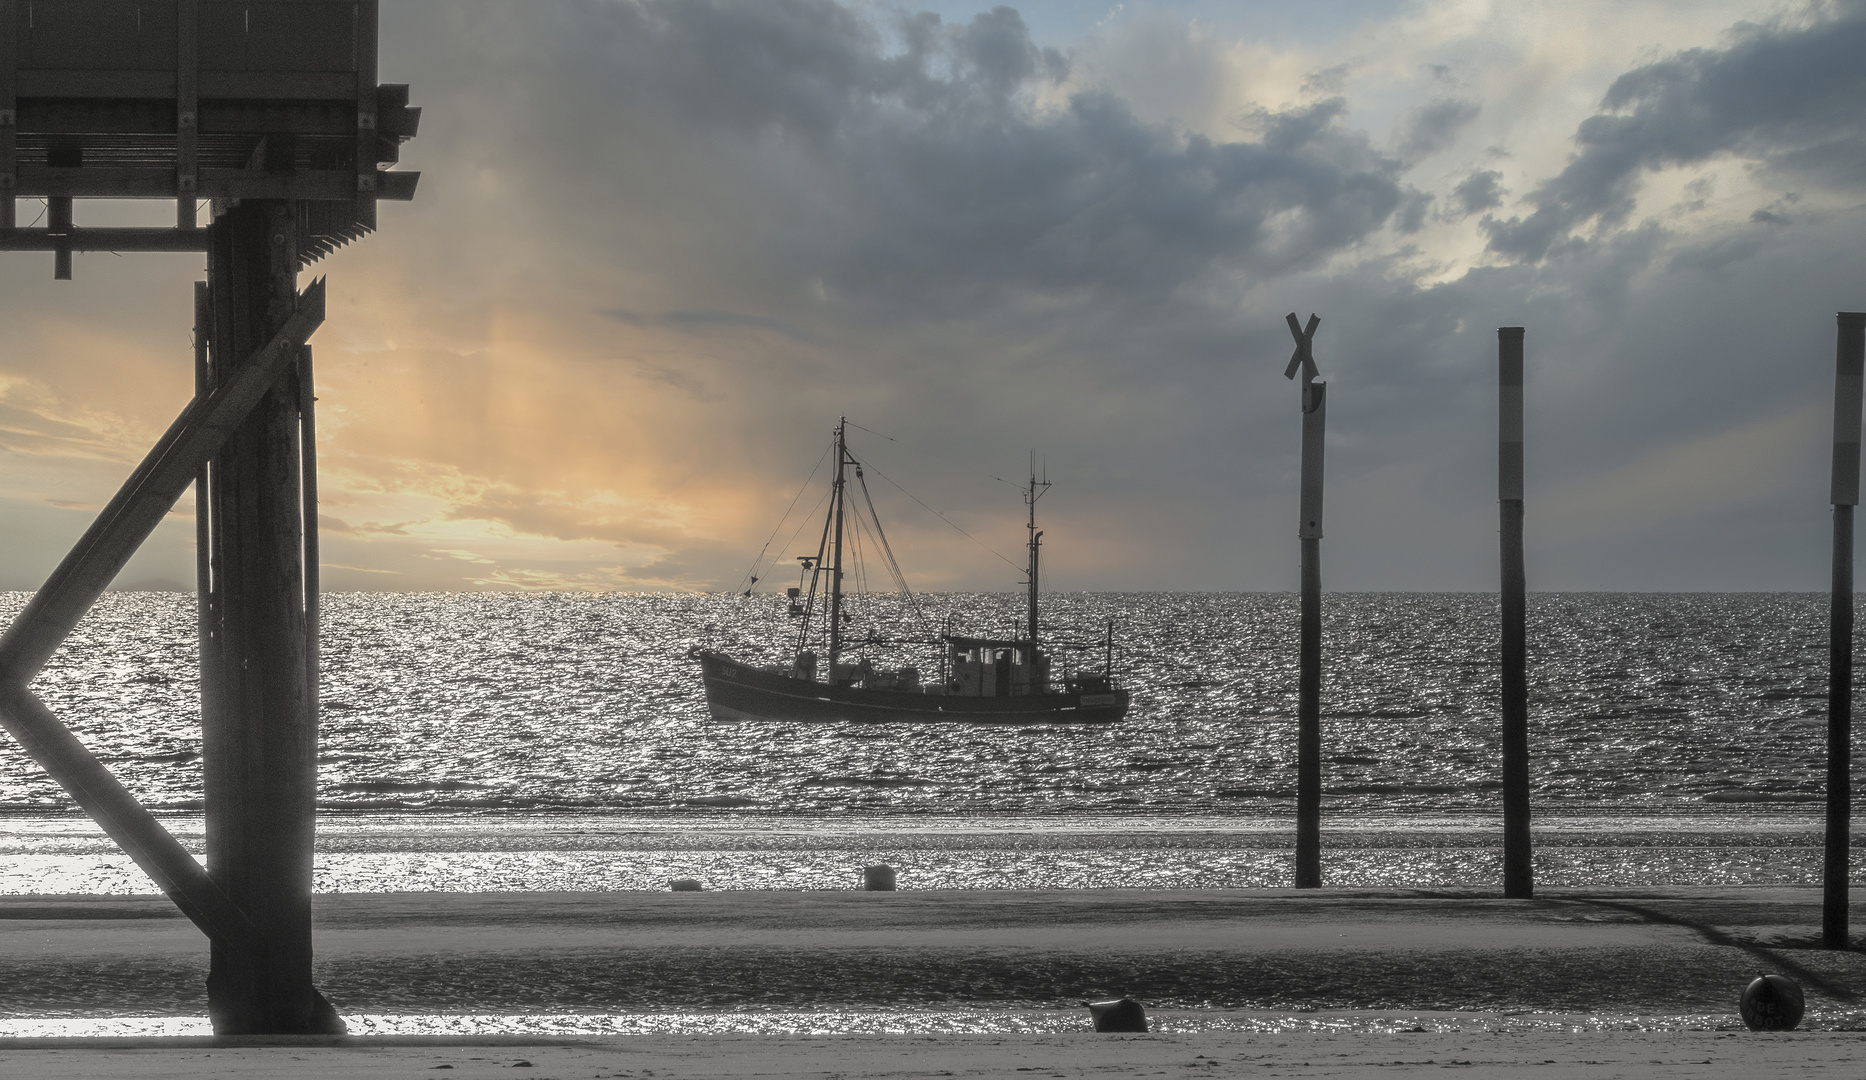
xmin=1826 ymin=312 xmax=1865 ymax=950
xmin=1498 ymin=327 xmax=1532 ymax=899
xmin=1286 ymin=313 xmax=1324 ymax=889
xmin=201 ymin=201 xmax=333 ymax=1034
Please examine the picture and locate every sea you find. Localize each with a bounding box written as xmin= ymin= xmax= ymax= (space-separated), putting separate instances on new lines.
xmin=0 ymin=590 xmax=1853 ymax=893
xmin=0 ymin=590 xmax=1858 ymax=1034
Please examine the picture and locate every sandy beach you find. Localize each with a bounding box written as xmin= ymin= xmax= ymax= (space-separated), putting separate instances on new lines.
xmin=2 ymin=886 xmax=1862 ymax=1075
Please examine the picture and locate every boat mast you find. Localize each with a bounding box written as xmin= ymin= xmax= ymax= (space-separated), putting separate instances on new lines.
xmin=828 ymin=418 xmax=848 ymax=682
xmin=1025 ymin=456 xmax=1048 ymax=646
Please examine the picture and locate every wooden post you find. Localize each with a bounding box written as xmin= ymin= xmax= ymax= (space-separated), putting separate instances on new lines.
xmin=0 ymin=0 xmax=16 ymax=230
xmin=300 ymin=346 xmax=320 ymax=727
xmin=1285 ymin=313 xmax=1323 ymax=889
xmin=1498 ymin=327 xmax=1533 ymax=899
xmin=1826 ymin=311 xmax=1865 ymax=950
xmin=201 ymin=201 xmax=336 ymax=1034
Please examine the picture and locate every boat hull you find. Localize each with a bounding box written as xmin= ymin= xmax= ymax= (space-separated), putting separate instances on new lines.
xmin=695 ymin=651 xmax=1129 ymax=724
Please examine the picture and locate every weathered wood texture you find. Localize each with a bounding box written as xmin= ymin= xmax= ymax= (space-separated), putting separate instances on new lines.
xmin=0 ymin=282 xmax=323 ymax=685
xmin=1285 ymin=313 xmax=1324 ymax=889
xmin=1498 ymin=327 xmax=1531 ymax=900
xmin=201 ymin=201 xmax=333 ymax=1034
xmin=0 ymin=0 xmax=419 ymax=270
xmin=1827 ymin=312 xmax=1865 ymax=949
xmin=0 ymin=278 xmax=323 ymax=970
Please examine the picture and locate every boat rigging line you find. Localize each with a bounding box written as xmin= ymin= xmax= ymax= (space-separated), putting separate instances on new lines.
xmin=734 ymin=442 xmax=831 ymax=595
xmin=855 ymin=456 xmax=1023 ymax=573
xmin=844 ymin=420 xmax=1024 ymax=493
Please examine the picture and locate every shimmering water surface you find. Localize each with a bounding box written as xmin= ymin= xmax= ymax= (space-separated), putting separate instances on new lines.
xmin=0 ymin=591 xmax=1856 ymax=892
xmin=5 ymin=1008 xmax=1863 ymax=1037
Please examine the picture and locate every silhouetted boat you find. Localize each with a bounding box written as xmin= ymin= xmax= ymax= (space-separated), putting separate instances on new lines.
xmin=693 ymin=419 xmax=1130 ymax=724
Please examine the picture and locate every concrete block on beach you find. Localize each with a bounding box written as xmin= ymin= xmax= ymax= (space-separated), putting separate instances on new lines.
xmin=862 ymin=865 xmax=897 ymax=891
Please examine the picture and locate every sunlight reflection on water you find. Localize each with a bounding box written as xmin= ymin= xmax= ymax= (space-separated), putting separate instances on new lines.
xmin=4 ymin=1008 xmax=1863 ymax=1038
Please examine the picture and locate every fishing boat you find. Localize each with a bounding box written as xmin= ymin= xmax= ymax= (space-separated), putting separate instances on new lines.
xmin=693 ymin=419 xmax=1130 ymax=723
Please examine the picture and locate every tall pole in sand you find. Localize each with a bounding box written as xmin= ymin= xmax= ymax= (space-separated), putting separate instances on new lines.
xmin=1285 ymin=312 xmax=1324 ymax=889
xmin=1498 ymin=327 xmax=1533 ymax=899
xmin=1826 ymin=312 xmax=1865 ymax=950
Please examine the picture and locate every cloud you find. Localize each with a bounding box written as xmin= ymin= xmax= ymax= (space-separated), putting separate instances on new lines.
xmin=1395 ymin=98 xmax=1480 ymax=162
xmin=1449 ymin=169 xmax=1505 ymax=216
xmin=1484 ymin=1 xmax=1866 ymax=260
xmin=3 ymin=0 xmax=1864 ymax=596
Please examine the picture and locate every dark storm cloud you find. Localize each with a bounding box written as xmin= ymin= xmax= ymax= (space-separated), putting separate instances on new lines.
xmin=1395 ymin=98 xmax=1480 ymax=163
xmin=1485 ymin=1 xmax=1866 ymax=261
xmin=348 ymin=1 xmax=1866 ymax=592
xmin=462 ymin=0 xmax=1406 ymax=315
xmin=1449 ymin=169 xmax=1504 ymax=216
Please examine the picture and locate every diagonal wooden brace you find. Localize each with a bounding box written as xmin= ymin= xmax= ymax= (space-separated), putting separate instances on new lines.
xmin=0 ymin=278 xmax=325 ymax=950
xmin=0 ymin=278 xmax=325 ymax=685
xmin=0 ymin=683 xmax=261 ymax=954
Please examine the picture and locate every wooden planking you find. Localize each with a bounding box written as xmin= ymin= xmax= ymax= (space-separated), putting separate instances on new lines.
xmin=16 ymin=0 xmax=177 ymax=71
xmin=18 ymin=69 xmax=356 ymax=99
xmin=11 ymin=165 xmax=415 ymax=200
xmin=19 ymin=1 xmax=354 ymax=74
xmin=0 ymin=226 xmax=209 ymax=250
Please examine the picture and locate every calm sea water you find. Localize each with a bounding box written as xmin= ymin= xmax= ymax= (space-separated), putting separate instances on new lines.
xmin=0 ymin=591 xmax=1856 ymax=892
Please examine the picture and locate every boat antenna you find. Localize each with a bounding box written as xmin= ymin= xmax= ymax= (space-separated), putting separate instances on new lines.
xmin=1025 ymin=452 xmax=1050 ymax=646
xmin=828 ymin=417 xmax=848 ymax=684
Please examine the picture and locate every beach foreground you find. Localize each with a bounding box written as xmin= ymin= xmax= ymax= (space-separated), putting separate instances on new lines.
xmin=0 ymin=1029 xmax=1860 ymax=1079
xmin=2 ymin=887 xmax=1862 ymax=1075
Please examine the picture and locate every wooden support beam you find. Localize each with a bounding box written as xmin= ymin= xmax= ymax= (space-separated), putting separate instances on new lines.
xmin=1498 ymin=326 xmax=1532 ymax=900
xmin=0 ymin=683 xmax=260 ymax=953
xmin=354 ymin=0 xmax=380 ymax=231
xmin=176 ymin=0 xmax=199 ymax=230
xmin=0 ymin=227 xmax=212 ymax=251
xmin=201 ymin=200 xmax=336 ymax=1036
xmin=1826 ymin=311 xmax=1865 ymax=950
xmin=9 ymin=166 xmax=417 ymax=202
xmin=48 ymin=196 xmax=71 ymax=279
xmin=1285 ymin=312 xmax=1324 ymax=890
xmin=300 ymin=346 xmax=320 ymax=723
xmin=0 ymin=280 xmax=325 ymax=686
xmin=0 ymin=0 xmax=16 ymax=230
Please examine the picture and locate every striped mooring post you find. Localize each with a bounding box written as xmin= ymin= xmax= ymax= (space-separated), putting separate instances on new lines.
xmin=1826 ymin=312 xmax=1866 ymax=950
xmin=1498 ymin=328 xmax=1532 ymax=899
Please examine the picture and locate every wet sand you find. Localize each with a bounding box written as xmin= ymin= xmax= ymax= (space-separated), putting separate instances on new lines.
xmin=2 ymin=887 xmax=1863 ymax=1076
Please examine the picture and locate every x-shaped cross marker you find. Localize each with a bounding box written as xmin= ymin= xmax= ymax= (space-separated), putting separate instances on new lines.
xmin=1284 ymin=312 xmax=1322 ymax=412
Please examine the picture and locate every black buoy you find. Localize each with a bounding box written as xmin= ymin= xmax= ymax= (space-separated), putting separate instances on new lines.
xmin=1739 ymin=974 xmax=1806 ymax=1031
xmin=863 ymin=864 xmax=897 ymax=891
xmin=668 ymin=878 xmax=704 ymax=892
xmin=1087 ymin=997 xmax=1149 ymax=1033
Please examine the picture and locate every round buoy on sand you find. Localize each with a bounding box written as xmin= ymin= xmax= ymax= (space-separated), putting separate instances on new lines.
xmin=1087 ymin=997 xmax=1148 ymax=1033
xmin=1739 ymin=974 xmax=1805 ymax=1031
xmin=668 ymin=878 xmax=704 ymax=892
xmin=862 ymin=865 xmax=897 ymax=891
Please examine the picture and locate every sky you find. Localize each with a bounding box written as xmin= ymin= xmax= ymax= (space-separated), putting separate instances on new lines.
xmin=2 ymin=0 xmax=1864 ymax=594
